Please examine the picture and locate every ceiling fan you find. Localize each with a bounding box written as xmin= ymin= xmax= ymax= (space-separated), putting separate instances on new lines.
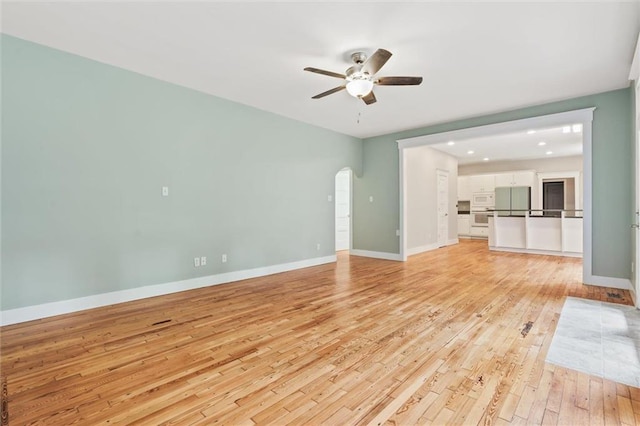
xmin=304 ymin=48 xmax=423 ymax=105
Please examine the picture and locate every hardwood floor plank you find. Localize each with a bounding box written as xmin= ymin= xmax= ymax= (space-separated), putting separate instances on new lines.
xmin=618 ymin=395 xmax=637 ymax=426
xmin=2 ymin=240 xmax=637 ymax=425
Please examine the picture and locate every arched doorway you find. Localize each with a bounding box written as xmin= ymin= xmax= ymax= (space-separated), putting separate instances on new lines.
xmin=335 ymin=169 xmax=352 ymax=252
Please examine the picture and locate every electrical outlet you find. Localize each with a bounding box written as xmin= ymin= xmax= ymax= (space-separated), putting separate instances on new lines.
xmin=396 ymin=229 xmax=400 ymax=237
xmin=194 ymin=257 xmax=200 ymax=267
xmin=222 ymin=254 xmax=227 ymax=263
xmin=369 ymin=196 xmax=374 ymax=203
xmin=201 ymin=256 xmax=207 ymax=266
xmin=316 ymin=243 xmax=321 ymax=251
xmin=328 ymin=195 xmax=333 ymax=202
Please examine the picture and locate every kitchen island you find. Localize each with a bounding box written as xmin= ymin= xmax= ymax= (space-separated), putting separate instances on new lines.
xmin=488 ymin=210 xmax=582 ymax=257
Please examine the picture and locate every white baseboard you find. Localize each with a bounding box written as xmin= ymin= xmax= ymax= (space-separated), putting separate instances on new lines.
xmin=583 ymin=275 xmax=632 ymax=291
xmin=349 ymin=250 xmax=403 ymax=261
xmin=406 ymin=243 xmax=439 ymax=256
xmin=407 ymin=239 xmax=458 ymax=257
xmin=489 ymin=246 xmax=582 ymax=258
xmin=0 ymin=255 xmax=337 ymax=326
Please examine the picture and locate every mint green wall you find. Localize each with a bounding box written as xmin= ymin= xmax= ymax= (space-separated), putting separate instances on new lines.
xmin=1 ymin=35 xmax=363 ymax=310
xmin=356 ymin=88 xmax=633 ymax=280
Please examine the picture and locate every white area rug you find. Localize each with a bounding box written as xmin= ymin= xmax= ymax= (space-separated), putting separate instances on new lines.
xmin=546 ymin=297 xmax=640 ymax=387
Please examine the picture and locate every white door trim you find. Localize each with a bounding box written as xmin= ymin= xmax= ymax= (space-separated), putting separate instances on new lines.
xmin=630 ymin=33 xmax=640 ymax=305
xmin=397 ymin=108 xmax=596 ymax=286
xmin=536 ymin=171 xmax=582 ymax=211
xmin=635 ymin=79 xmax=640 ymax=306
xmin=335 ymin=168 xmax=352 ymax=252
xmin=436 ymin=169 xmax=449 ymax=248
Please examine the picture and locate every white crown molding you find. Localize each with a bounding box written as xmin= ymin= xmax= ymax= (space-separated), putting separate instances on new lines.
xmin=629 ymin=32 xmax=640 ymax=81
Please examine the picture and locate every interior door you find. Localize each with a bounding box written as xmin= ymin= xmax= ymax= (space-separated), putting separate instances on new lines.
xmin=543 ymin=181 xmax=564 ymax=217
xmin=437 ymin=170 xmax=449 ymax=247
xmin=335 ymin=170 xmax=351 ymax=251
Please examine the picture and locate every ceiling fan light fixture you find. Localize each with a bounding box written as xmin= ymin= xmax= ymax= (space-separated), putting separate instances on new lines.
xmin=305 ymin=48 xmax=421 ymax=105
xmin=346 ymin=79 xmax=374 ymax=98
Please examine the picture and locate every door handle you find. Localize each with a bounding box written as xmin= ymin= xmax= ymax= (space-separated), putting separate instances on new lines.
xmin=632 ymin=224 xmax=640 ymax=229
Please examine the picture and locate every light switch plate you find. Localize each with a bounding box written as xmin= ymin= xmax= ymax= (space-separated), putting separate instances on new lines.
xmin=162 ymin=186 xmax=169 ymax=197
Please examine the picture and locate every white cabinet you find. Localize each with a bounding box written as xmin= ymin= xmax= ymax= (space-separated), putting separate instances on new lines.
xmin=494 ymin=173 xmax=513 ymax=187
xmin=469 ymin=174 xmax=495 ymax=193
xmin=513 ymin=171 xmax=535 ymax=187
xmin=470 ymin=226 xmax=489 ymax=237
xmin=458 ymin=176 xmax=471 ymax=201
xmin=494 ymin=171 xmax=535 ymax=187
xmin=457 ymin=214 xmax=470 ymax=235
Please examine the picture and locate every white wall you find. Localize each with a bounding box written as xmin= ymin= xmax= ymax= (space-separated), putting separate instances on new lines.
xmin=459 ymin=155 xmax=583 ymax=175
xmin=460 ymin=155 xmax=583 ymax=211
xmin=405 ymin=146 xmax=458 ymax=254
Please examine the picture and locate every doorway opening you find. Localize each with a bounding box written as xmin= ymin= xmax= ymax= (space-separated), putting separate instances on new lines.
xmin=543 ymin=181 xmax=565 ymax=217
xmin=397 ymin=108 xmax=596 ymax=286
xmin=335 ymin=169 xmax=352 ymax=252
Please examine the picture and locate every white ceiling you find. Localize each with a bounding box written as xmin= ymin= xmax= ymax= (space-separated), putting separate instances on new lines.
xmin=428 ymin=124 xmax=584 ymax=165
xmin=2 ymin=1 xmax=639 ymax=139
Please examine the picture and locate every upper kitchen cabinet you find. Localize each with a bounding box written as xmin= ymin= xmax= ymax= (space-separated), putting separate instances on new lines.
xmin=458 ymin=176 xmax=471 ymax=200
xmin=495 ymin=171 xmax=535 ymax=187
xmin=469 ymin=174 xmax=495 ymax=193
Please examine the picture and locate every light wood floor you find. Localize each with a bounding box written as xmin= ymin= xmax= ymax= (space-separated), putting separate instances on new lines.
xmin=2 ymin=240 xmax=639 ymax=425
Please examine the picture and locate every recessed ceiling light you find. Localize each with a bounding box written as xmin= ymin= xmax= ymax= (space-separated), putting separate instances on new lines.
xmin=538 ymin=141 xmax=546 ymax=146
xmin=527 ymin=130 xmax=536 ymax=134
xmin=447 ymin=141 xmax=455 ymax=146
xmin=483 ymin=157 xmax=489 ymax=161
xmin=572 ymin=124 xmax=582 ymax=133
xmin=546 ymin=151 xmax=553 ymax=155
xmin=467 ymin=150 xmax=474 ymax=154
xmin=562 ymin=126 xmax=571 ymax=133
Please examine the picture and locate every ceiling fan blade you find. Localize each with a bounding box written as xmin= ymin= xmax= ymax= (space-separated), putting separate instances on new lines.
xmin=376 ymin=76 xmax=423 ymax=86
xmin=362 ymin=49 xmax=392 ymax=76
xmin=361 ymin=91 xmax=376 ymax=105
xmin=312 ymin=85 xmax=346 ymax=99
xmin=304 ymin=67 xmax=346 ymax=79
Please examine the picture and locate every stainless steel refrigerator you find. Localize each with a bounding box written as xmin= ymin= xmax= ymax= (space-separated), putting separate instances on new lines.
xmin=495 ymin=186 xmax=531 ymax=216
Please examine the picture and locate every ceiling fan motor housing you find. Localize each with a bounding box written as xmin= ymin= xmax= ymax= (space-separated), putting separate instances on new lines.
xmin=350 ymin=51 xmax=367 ymax=65
xmin=346 ymin=66 xmax=370 ymax=81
